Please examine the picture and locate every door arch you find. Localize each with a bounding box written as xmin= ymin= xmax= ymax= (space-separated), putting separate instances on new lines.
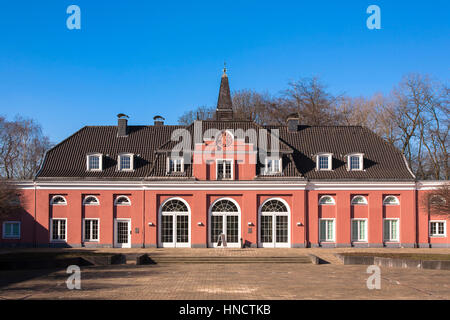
xmin=159 ymin=197 xmax=191 ymax=247
xmin=259 ymin=198 xmax=291 ymax=248
xmin=208 ymin=198 xmax=241 ymax=248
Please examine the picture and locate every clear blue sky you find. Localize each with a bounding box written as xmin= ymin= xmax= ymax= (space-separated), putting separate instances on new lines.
xmin=0 ymin=0 xmax=448 ymax=142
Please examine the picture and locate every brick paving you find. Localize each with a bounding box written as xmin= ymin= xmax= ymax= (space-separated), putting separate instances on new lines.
xmin=0 ymin=248 xmax=449 ymax=300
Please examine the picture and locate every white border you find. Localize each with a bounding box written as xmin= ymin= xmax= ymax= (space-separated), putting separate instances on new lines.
xmin=82 ymin=195 xmax=100 ymax=206
xmin=429 ymin=220 xmax=447 ymax=238
xmin=114 ymin=195 xmax=131 ymax=206
xmin=383 ymin=195 xmax=400 ymax=206
xmin=258 ymin=198 xmax=291 ymax=248
xmin=2 ymin=221 xmax=21 ymax=239
xmin=50 ymin=195 xmax=67 ymax=206
xmin=114 ymin=218 xmax=131 ymax=248
xmin=319 ymin=218 xmax=336 ymax=243
xmin=383 ymin=218 xmax=400 ymax=242
xmin=158 ymin=197 xmax=191 ymax=248
xmin=318 ymin=195 xmax=336 ymax=205
xmin=351 ymin=218 xmax=368 ymax=242
xmin=351 ymin=195 xmax=368 ymax=205
xmin=82 ymin=218 xmax=100 ymax=242
xmin=215 ymin=159 xmax=234 ymax=180
xmin=50 ymin=218 xmax=67 ymax=242
xmin=208 ymin=197 xmax=241 ymax=248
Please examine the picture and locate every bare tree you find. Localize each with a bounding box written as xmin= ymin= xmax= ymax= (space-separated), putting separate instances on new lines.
xmin=0 ymin=116 xmax=52 ymax=179
xmin=283 ymin=76 xmax=343 ymax=126
xmin=178 ymin=106 xmax=215 ymax=125
xmin=0 ymin=179 xmax=21 ymax=219
xmin=421 ymin=183 xmax=450 ymax=216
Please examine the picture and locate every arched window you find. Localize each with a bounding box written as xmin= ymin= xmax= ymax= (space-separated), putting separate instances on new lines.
xmin=83 ymin=195 xmax=99 ymax=206
xmin=260 ymin=199 xmax=290 ymax=247
xmin=114 ymin=195 xmax=131 ymax=206
xmin=383 ymin=196 xmax=399 ymax=206
xmin=430 ymin=195 xmax=446 ymax=206
xmin=209 ymin=199 xmax=240 ymax=247
xmin=211 ymin=199 xmax=239 ymax=213
xmin=319 ymin=195 xmax=335 ymax=205
xmin=160 ymin=198 xmax=190 ymax=247
xmin=261 ymin=199 xmax=288 ymax=213
xmin=351 ymin=195 xmax=368 ymax=205
xmin=50 ymin=195 xmax=67 ymax=205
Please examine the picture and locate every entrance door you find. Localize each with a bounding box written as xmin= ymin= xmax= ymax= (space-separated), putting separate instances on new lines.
xmin=259 ymin=199 xmax=290 ymax=248
xmin=209 ymin=199 xmax=240 ymax=248
xmin=114 ymin=219 xmax=131 ymax=248
xmin=160 ymin=199 xmax=190 ymax=248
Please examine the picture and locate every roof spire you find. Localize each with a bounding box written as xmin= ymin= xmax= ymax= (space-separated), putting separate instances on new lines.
xmin=222 ymin=61 xmax=227 ymax=77
xmin=216 ymin=64 xmax=233 ymax=121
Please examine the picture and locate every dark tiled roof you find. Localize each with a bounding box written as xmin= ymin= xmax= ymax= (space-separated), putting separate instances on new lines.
xmin=36 ymin=123 xmax=414 ymax=181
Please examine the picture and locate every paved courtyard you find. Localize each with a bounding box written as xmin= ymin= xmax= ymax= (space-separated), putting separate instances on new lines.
xmin=0 ymin=248 xmax=449 ymax=300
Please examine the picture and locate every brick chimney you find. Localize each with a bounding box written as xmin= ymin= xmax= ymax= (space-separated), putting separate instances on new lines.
xmin=286 ymin=114 xmax=299 ymax=132
xmin=117 ymin=113 xmax=129 ymax=137
xmin=153 ymin=115 xmax=165 ymax=126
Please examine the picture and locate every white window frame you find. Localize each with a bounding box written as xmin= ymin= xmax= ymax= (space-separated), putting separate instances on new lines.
xmin=167 ymin=157 xmax=184 ymax=173
xmin=383 ymin=218 xmax=400 ymax=242
xmin=318 ymin=195 xmax=336 ymax=205
xmin=114 ymin=195 xmax=131 ymax=206
xmin=50 ymin=218 xmax=67 ymax=242
xmin=351 ymin=195 xmax=368 ymax=205
xmin=118 ymin=153 xmax=134 ymax=171
xmin=83 ymin=195 xmax=100 ymax=206
xmin=50 ymin=195 xmax=67 ymax=206
xmin=347 ymin=153 xmax=364 ymax=171
xmin=429 ymin=220 xmax=446 ymax=237
xmin=216 ymin=159 xmax=233 ymax=180
xmin=383 ymin=195 xmax=400 ymax=206
xmin=351 ymin=218 xmax=368 ymax=242
xmin=83 ymin=218 xmax=100 ymax=242
xmin=316 ymin=153 xmax=333 ymax=171
xmin=158 ymin=197 xmax=191 ymax=248
xmin=264 ymin=157 xmax=282 ymax=175
xmin=319 ymin=218 xmax=336 ymax=242
xmin=2 ymin=221 xmax=21 ymax=239
xmin=86 ymin=153 xmax=103 ymax=171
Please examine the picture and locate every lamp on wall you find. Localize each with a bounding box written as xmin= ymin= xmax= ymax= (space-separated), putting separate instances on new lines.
xmin=247 ymin=222 xmax=254 ymax=226
xmin=148 ymin=222 xmax=154 ymax=226
xmin=197 ymin=222 xmax=204 ymax=226
xmin=297 ymin=222 xmax=303 ymax=226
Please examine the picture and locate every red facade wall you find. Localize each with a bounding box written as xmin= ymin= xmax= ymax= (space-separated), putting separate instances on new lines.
xmin=1 ymin=184 xmax=448 ymax=248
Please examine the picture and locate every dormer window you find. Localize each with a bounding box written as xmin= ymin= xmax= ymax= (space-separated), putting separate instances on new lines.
xmin=316 ymin=153 xmax=332 ymax=171
xmin=118 ymin=153 xmax=134 ymax=171
xmin=348 ymin=153 xmax=364 ymax=171
xmin=168 ymin=158 xmax=183 ymax=173
xmin=265 ymin=157 xmax=282 ymax=174
xmin=87 ymin=153 xmax=102 ymax=171
xmin=216 ymin=159 xmax=233 ymax=180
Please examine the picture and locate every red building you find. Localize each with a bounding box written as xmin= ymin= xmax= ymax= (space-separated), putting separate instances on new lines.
xmin=1 ymin=71 xmax=449 ymax=248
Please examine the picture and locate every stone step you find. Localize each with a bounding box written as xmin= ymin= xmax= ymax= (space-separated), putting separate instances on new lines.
xmin=142 ymin=256 xmax=313 ymax=264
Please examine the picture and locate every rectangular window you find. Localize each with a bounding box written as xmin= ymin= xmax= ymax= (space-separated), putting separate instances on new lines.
xmin=350 ymin=156 xmax=361 ymax=170
xmin=217 ymin=160 xmax=232 ymax=180
xmin=88 ymin=155 xmax=100 ymax=170
xmin=383 ymin=219 xmax=399 ymax=242
xmin=319 ymin=219 xmax=335 ymax=242
xmin=120 ymin=155 xmax=131 ymax=170
xmin=84 ymin=219 xmax=99 ymax=241
xmin=51 ymin=219 xmax=66 ymax=241
xmin=169 ymin=158 xmax=183 ymax=173
xmin=430 ymin=221 xmax=446 ymax=237
xmin=2 ymin=221 xmax=21 ymax=239
xmin=318 ymin=155 xmax=330 ymax=170
xmin=351 ymin=219 xmax=367 ymax=242
xmin=266 ymin=158 xmax=281 ymax=174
